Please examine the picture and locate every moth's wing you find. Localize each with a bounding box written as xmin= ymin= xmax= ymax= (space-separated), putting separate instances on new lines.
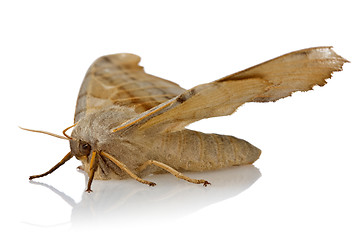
xmin=217 ymin=46 xmax=349 ymax=102
xmin=112 ymin=47 xmax=348 ymax=134
xmin=74 ymin=53 xmax=186 ymax=122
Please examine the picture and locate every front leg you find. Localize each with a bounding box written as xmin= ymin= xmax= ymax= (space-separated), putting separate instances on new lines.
xmin=85 ymin=151 xmax=98 ymax=192
xmin=138 ymin=160 xmax=210 ymax=186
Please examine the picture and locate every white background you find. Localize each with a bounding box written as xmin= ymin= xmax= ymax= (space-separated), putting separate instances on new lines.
xmin=1 ymin=0 xmax=359 ymax=239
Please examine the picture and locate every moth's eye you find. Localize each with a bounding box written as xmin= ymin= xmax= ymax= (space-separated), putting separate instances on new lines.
xmin=79 ymin=142 xmax=91 ymax=156
xmin=82 ymin=143 xmax=90 ymax=150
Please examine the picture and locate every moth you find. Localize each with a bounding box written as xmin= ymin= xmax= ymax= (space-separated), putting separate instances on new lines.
xmin=23 ymin=46 xmax=347 ymax=192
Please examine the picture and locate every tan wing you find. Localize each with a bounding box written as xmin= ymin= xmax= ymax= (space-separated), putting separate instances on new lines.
xmin=74 ymin=53 xmax=185 ymax=123
xmin=112 ymin=47 xmax=348 ymax=134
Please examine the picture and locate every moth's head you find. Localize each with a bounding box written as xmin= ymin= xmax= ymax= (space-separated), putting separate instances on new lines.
xmin=21 ymin=123 xmax=112 ymax=192
xmin=21 ymin=106 xmax=137 ymax=178
xmin=69 ymin=138 xmax=92 ymax=161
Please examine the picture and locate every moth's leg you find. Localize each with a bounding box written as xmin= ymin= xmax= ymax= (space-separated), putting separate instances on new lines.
xmin=29 ymin=152 xmax=73 ymax=180
xmin=86 ymin=151 xmax=98 ymax=193
xmin=100 ymin=151 xmax=156 ymax=186
xmin=138 ymin=160 xmax=210 ymax=186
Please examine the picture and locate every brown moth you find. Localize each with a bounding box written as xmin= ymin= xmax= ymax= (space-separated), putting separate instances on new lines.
xmin=23 ymin=47 xmax=348 ymax=192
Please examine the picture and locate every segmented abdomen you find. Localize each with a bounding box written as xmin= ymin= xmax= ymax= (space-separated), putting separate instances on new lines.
xmin=158 ymin=130 xmax=261 ymax=171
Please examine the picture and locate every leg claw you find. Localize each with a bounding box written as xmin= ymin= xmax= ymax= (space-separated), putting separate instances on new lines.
xmin=203 ymin=181 xmax=211 ymax=187
xmin=77 ymin=166 xmax=84 ymax=171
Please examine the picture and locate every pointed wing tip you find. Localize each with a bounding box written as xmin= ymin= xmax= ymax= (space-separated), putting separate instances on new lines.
xmin=304 ymin=46 xmax=349 ymax=73
xmin=315 ymin=46 xmax=350 ymax=64
xmin=252 ymin=46 xmax=348 ymax=103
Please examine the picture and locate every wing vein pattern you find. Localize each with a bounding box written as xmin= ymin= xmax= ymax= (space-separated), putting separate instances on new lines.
xmin=74 ymin=53 xmax=185 ymax=123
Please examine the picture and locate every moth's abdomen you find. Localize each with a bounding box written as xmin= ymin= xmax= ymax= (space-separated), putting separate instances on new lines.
xmin=159 ymin=130 xmax=261 ymax=171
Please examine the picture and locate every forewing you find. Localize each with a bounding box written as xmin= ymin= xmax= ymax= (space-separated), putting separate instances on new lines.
xmin=217 ymin=46 xmax=348 ymax=102
xmin=74 ymin=53 xmax=185 ymax=123
xmin=112 ymin=47 xmax=347 ymax=134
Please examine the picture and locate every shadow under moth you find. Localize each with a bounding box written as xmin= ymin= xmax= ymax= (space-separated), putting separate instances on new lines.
xmin=23 ymin=47 xmax=348 ymax=192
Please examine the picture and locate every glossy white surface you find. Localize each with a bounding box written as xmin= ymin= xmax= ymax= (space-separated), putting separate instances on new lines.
xmin=1 ymin=1 xmax=359 ymax=239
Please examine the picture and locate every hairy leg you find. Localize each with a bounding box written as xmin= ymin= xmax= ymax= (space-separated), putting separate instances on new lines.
xmin=100 ymin=151 xmax=156 ymax=186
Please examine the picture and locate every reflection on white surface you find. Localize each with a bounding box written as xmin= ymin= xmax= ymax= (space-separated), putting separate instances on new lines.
xmin=30 ymin=165 xmax=261 ymax=227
